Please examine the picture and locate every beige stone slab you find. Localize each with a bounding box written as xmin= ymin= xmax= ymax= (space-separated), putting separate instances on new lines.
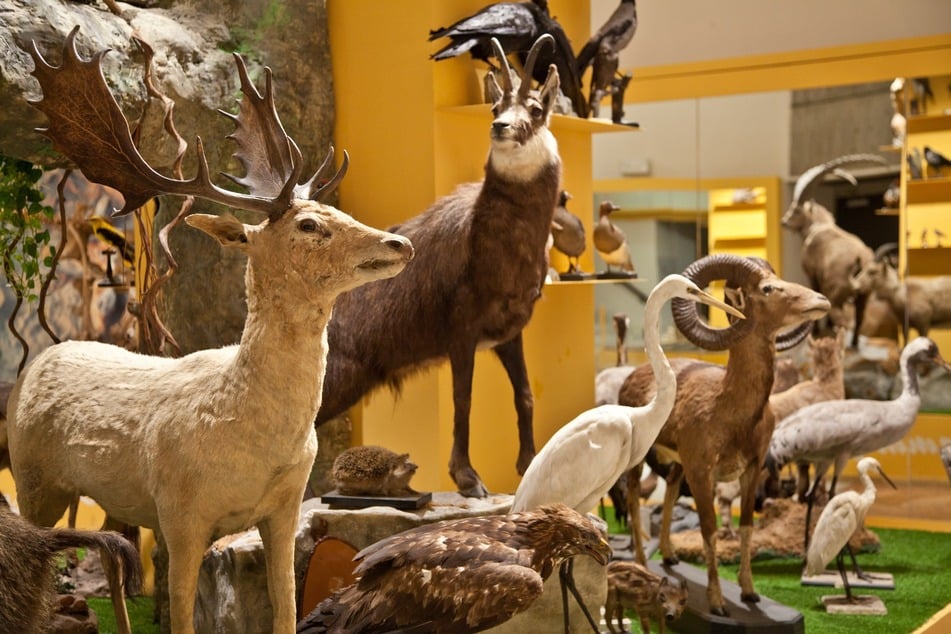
xmin=821 ymin=594 xmax=888 ymax=615
xmin=801 ymin=570 xmax=895 ymax=589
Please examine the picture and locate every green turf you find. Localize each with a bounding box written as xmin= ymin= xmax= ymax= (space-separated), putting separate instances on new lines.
xmin=603 ymin=507 xmax=951 ymax=634
xmin=87 ymin=525 xmax=950 ymax=633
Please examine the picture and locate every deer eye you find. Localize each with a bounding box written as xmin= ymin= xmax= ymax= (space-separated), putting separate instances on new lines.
xmin=298 ymin=219 xmax=321 ymax=234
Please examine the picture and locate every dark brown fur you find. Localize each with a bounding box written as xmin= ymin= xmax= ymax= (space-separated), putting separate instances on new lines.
xmin=317 ymin=50 xmax=562 ymax=497
xmin=0 ymin=504 xmax=141 ymax=633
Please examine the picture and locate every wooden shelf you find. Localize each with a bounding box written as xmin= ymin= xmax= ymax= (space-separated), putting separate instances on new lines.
xmin=546 ymin=277 xmax=647 ymax=286
xmin=440 ymin=104 xmax=640 ymax=134
xmin=876 ymin=207 xmax=900 ymax=216
xmin=906 ymin=178 xmax=951 ymax=204
xmin=907 ymin=113 xmax=951 ymax=134
xmin=907 ymin=247 xmax=951 ymax=275
xmin=712 ymin=202 xmax=765 ymax=212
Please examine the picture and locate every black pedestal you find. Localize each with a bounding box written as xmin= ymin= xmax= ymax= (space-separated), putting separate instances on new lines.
xmin=320 ymin=490 xmax=432 ymax=510
xmin=648 ymin=561 xmax=805 ymax=634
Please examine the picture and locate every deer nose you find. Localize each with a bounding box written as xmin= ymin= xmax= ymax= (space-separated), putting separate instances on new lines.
xmin=491 ymin=121 xmax=509 ymax=135
xmin=385 ymin=236 xmax=414 ymax=259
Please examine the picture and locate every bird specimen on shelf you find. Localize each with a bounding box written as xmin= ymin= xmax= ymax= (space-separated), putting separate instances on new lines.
xmin=910 ymin=77 xmax=934 ymax=115
xmin=296 ymin=504 xmax=611 ymax=634
xmin=924 ymin=145 xmax=951 ymax=177
xmin=935 ymin=228 xmax=946 ymax=248
xmin=576 ymin=0 xmax=637 ymax=123
xmin=511 ymin=274 xmax=743 ymax=630
xmin=907 ymin=147 xmax=923 ymax=180
xmin=550 ymin=190 xmax=586 ymax=275
xmin=428 ymin=0 xmax=588 ymax=118
xmin=765 ymin=336 xmax=950 ymax=555
xmin=593 ymin=200 xmax=636 ymax=277
xmin=882 ymin=179 xmax=900 ymax=210
xmin=804 ymin=456 xmax=896 ymax=604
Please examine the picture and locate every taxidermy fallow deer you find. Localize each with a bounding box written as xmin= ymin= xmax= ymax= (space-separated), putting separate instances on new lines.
xmin=2 ymin=28 xmax=413 ymax=634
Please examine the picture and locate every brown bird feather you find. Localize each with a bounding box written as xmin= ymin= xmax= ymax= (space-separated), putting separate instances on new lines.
xmin=297 ymin=503 xmax=611 ymax=633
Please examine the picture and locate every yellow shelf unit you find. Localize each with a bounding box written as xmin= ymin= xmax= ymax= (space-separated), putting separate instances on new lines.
xmin=328 ymin=0 xmax=642 ymax=495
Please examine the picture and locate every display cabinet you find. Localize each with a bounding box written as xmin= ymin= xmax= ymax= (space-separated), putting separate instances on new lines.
xmin=328 ymin=0 xmax=637 ymax=494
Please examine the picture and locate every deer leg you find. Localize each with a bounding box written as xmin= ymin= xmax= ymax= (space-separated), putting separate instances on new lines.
xmin=163 ymin=523 xmax=211 ymax=634
xmin=737 ymin=468 xmax=761 ymax=603
xmin=627 ymin=463 xmax=648 ymax=564
xmin=101 ymin=517 xmax=136 ymax=634
xmin=448 ymin=346 xmax=487 ymax=498
xmin=659 ymin=463 xmax=684 ymax=566
xmin=494 ymin=334 xmax=536 ymax=476
xmin=258 ymin=510 xmax=300 ymax=633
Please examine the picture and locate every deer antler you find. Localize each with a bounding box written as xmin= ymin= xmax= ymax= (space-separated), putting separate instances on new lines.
xmin=27 ymin=27 xmax=344 ymax=221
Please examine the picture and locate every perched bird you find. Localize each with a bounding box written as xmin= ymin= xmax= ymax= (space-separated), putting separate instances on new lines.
xmin=907 ymin=147 xmax=923 ymax=180
xmin=576 ymin=0 xmax=637 ymax=122
xmin=765 ymin=337 xmax=950 ymax=551
xmin=550 ymin=190 xmax=586 ymax=273
xmin=87 ymin=216 xmax=134 ymax=269
xmin=429 ymin=0 xmax=588 ymax=118
xmin=296 ymin=504 xmax=611 ymax=634
xmin=593 ymin=200 xmax=635 ymax=275
xmin=924 ymin=145 xmax=951 ymax=177
xmin=804 ymin=456 xmax=896 ymax=602
xmin=935 ymin=228 xmax=946 ymax=248
xmin=882 ymin=179 xmax=900 ymax=209
xmin=511 ymin=274 xmax=743 ymax=629
xmin=910 ymin=77 xmax=934 ymax=115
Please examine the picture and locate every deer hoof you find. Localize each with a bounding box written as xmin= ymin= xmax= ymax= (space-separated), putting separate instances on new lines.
xmin=741 ymin=591 xmax=761 ymax=603
xmin=710 ymin=605 xmax=729 ymax=617
xmin=662 ymin=556 xmax=680 ymax=567
xmin=452 ymin=467 xmax=489 ymax=498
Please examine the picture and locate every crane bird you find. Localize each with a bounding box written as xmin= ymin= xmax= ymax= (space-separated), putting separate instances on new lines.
xmin=804 ymin=456 xmax=896 ymax=603
xmin=765 ymin=336 xmax=950 ymax=553
xmin=511 ymin=273 xmax=745 ymax=631
xmin=295 ymin=504 xmax=611 ymax=633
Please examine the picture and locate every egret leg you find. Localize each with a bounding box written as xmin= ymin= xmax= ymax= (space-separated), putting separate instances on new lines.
xmin=844 ymin=542 xmax=875 ymax=581
xmin=558 ymin=559 xmax=601 ymax=633
xmin=802 ymin=470 xmax=824 ymax=564
xmin=835 ymin=548 xmax=854 ymax=602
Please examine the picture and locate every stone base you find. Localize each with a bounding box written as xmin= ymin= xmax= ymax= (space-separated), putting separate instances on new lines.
xmin=821 ymin=594 xmax=888 ymax=615
xmin=801 ymin=570 xmax=895 ymax=590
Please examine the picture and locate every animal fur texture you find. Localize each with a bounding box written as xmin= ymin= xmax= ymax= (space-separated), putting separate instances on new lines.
xmin=330 ymin=446 xmax=418 ymax=497
xmin=604 ymin=560 xmax=687 ymax=634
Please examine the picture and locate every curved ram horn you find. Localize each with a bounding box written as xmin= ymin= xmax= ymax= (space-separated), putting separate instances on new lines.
xmin=671 ymin=254 xmax=766 ymax=351
xmin=792 ymin=153 xmax=888 ymax=207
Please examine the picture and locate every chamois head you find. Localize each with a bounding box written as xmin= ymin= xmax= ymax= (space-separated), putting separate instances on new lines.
xmin=850 ymin=242 xmax=900 ymax=295
xmin=671 ymin=254 xmax=830 ymax=351
xmin=781 ymin=154 xmax=887 ymax=233
xmin=27 ymin=27 xmax=413 ymax=299
xmin=485 ymin=35 xmax=560 ymax=181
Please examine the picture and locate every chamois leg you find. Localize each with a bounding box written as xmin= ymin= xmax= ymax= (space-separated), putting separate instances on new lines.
xmin=658 ymin=463 xmax=684 ymax=566
xmin=259 ymin=510 xmax=300 ymax=633
xmin=736 ymin=467 xmax=761 ymax=603
xmin=448 ymin=345 xmax=487 ymax=498
xmin=494 ymin=334 xmax=536 ymax=476
xmin=627 ymin=463 xmax=648 ymax=564
xmin=689 ymin=471 xmax=727 ymax=616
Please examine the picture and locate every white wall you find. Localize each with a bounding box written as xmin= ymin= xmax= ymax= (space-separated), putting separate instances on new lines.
xmin=591 ymin=0 xmax=951 ymax=70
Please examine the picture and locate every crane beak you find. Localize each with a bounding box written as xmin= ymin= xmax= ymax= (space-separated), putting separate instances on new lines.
xmin=876 ymin=465 xmax=898 ymax=490
xmin=933 ymin=351 xmax=951 ymax=375
xmin=687 ymin=287 xmax=746 ymax=320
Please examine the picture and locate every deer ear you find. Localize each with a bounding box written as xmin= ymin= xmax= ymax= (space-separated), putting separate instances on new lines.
xmin=185 ymin=213 xmax=250 ymax=249
xmin=538 ymin=63 xmax=560 ymax=113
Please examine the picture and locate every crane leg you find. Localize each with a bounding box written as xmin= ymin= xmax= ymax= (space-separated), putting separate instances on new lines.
xmin=802 ymin=470 xmax=825 ymax=561
xmin=558 ymin=558 xmax=601 ymax=633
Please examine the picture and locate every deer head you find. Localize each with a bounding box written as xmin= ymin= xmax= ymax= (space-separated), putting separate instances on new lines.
xmin=26 ymin=27 xmax=413 ymax=298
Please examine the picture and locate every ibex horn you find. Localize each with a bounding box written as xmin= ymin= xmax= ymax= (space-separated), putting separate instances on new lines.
xmin=792 ymin=153 xmax=888 ymax=207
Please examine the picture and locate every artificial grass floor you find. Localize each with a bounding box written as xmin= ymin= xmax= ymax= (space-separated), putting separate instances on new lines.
xmin=88 ymin=526 xmax=950 ymax=633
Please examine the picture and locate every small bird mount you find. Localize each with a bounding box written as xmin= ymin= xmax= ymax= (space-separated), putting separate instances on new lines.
xmin=97 ymin=249 xmax=129 ymax=288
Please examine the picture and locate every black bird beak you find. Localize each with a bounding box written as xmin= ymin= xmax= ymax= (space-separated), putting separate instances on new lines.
xmin=876 ymin=465 xmax=898 ymax=490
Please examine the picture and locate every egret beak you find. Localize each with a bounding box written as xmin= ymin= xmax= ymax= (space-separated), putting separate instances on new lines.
xmin=876 ymin=464 xmax=898 ymax=490
xmin=687 ymin=287 xmax=745 ymax=320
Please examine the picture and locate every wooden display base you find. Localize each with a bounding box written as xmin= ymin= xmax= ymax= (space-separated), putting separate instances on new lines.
xmin=801 ymin=570 xmax=895 ymax=590
xmin=556 ymin=270 xmax=596 ymax=281
xmin=820 ymin=594 xmax=888 ymax=615
xmin=596 ymin=270 xmax=639 ymax=280
xmin=648 ymin=561 xmax=804 ymax=634
xmin=320 ymin=490 xmax=432 ymax=510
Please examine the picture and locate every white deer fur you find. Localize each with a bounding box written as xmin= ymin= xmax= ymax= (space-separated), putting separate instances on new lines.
xmin=3 ymin=204 xmax=412 ymax=633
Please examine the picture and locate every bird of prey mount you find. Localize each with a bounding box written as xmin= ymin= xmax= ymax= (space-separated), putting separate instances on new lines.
xmin=576 ymin=0 xmax=638 ymax=124
xmin=429 ymin=0 xmax=588 ymax=118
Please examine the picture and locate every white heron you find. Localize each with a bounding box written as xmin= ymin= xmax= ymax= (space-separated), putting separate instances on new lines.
xmin=765 ymin=336 xmax=950 ymax=552
xmin=510 ymin=273 xmax=744 ymax=632
xmin=804 ymin=456 xmax=896 ymax=602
